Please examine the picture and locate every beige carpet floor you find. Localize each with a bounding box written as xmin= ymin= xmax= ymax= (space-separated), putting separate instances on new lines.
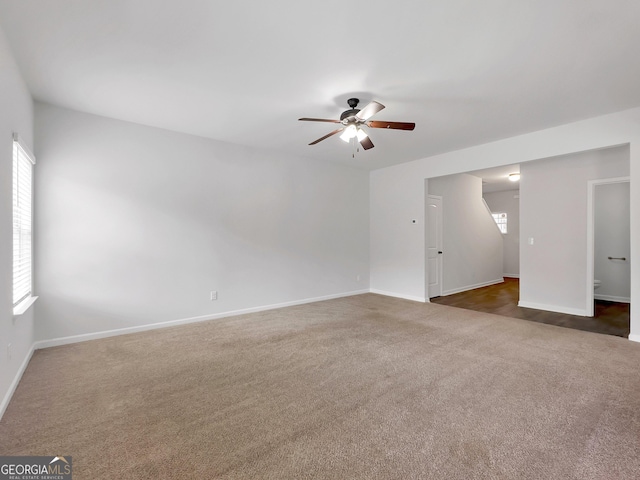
xmin=1 ymin=293 xmax=640 ymax=479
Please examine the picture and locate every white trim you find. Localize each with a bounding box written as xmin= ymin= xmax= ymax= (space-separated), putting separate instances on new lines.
xmin=13 ymin=295 xmax=38 ymax=316
xmin=34 ymin=289 xmax=370 ymax=349
xmin=518 ymin=301 xmax=588 ymax=316
xmin=0 ymin=344 xmax=35 ymax=420
xmin=586 ymin=176 xmax=630 ymax=317
xmin=503 ymin=274 xmax=520 ymax=278
xmin=442 ymin=278 xmax=504 ymax=296
xmin=12 ymin=132 xmax=36 ymax=164
xmin=370 ymin=289 xmax=427 ymax=303
xmin=629 ymin=334 xmax=640 ymax=343
xmin=594 ymin=294 xmax=630 ymax=303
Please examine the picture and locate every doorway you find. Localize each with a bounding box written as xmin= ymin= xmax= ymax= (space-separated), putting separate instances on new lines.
xmin=587 ymin=178 xmax=631 ymax=317
xmin=427 ymin=195 xmax=443 ymax=299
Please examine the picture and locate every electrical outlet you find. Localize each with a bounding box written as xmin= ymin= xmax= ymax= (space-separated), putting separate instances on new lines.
xmin=356 ymin=274 xmax=361 ymax=282
xmin=210 ymin=290 xmax=218 ymax=301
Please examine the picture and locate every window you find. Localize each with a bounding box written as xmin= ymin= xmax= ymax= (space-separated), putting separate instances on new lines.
xmin=492 ymin=212 xmax=507 ymax=234
xmin=13 ymin=134 xmax=36 ymax=313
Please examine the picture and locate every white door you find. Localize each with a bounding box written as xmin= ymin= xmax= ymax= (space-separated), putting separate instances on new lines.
xmin=427 ymin=195 xmax=443 ymax=298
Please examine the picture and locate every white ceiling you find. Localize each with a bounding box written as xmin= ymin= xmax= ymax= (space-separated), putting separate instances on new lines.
xmin=2 ymin=1 xmax=640 ymax=170
xmin=470 ymin=164 xmax=520 ymax=193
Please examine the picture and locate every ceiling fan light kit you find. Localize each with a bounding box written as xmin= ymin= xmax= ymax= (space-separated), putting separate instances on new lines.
xmin=299 ymin=98 xmax=415 ymax=153
xmin=339 ymin=124 xmax=367 ymax=143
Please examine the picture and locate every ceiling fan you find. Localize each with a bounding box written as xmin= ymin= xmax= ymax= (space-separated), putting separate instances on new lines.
xmin=299 ymin=98 xmax=415 ymax=151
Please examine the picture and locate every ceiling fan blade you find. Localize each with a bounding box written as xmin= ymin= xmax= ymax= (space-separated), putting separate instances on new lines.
xmin=359 ymin=136 xmax=374 ymax=150
xmin=299 ymin=117 xmax=341 ymax=123
xmin=308 ymin=128 xmax=344 ymax=145
xmin=366 ymin=120 xmax=415 ymax=131
xmin=355 ymin=101 xmax=385 ymax=121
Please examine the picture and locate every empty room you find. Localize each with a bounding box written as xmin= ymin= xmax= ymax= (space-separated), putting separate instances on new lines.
xmin=1 ymin=1 xmax=640 ymax=479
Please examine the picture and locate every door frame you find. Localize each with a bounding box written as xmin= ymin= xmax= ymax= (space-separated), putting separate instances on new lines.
xmin=586 ymin=176 xmax=630 ymax=316
xmin=426 ymin=194 xmax=443 ymax=300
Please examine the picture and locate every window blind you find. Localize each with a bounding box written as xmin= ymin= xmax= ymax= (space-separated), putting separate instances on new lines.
xmin=13 ymin=134 xmax=36 ymax=308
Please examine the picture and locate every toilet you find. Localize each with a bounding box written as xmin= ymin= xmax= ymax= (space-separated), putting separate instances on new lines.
xmin=594 ymin=279 xmax=601 ymax=290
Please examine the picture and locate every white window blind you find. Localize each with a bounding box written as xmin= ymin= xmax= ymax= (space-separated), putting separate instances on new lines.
xmin=13 ymin=134 xmax=35 ymax=308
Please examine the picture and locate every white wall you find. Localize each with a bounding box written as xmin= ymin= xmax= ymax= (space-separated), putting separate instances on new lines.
xmin=484 ymin=189 xmax=520 ymax=277
xmin=428 ymin=173 xmax=503 ymax=295
xmin=519 ymin=146 xmax=629 ymax=315
xmin=370 ymin=106 xmax=640 ymax=341
xmin=34 ymin=103 xmax=370 ymax=341
xmin=594 ymin=182 xmax=630 ymax=302
xmin=370 ymin=163 xmax=428 ymax=301
xmin=0 ymin=29 xmax=35 ymax=415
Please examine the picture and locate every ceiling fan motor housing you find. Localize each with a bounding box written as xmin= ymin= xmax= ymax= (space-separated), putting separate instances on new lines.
xmin=340 ymin=109 xmax=360 ymax=121
xmin=340 ymin=97 xmax=361 ymax=121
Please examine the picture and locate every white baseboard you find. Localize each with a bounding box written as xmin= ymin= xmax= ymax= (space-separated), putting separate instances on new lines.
xmin=503 ymin=274 xmax=520 ymax=278
xmin=369 ymin=289 xmax=426 ymax=303
xmin=34 ymin=289 xmax=370 ymax=350
xmin=4 ymin=290 xmax=371 ymax=420
xmin=594 ymin=294 xmax=630 ymax=303
xmin=442 ymin=278 xmax=504 ymax=297
xmin=628 ymin=334 xmax=640 ymax=343
xmin=0 ymin=343 xmax=35 ymax=420
xmin=517 ymin=301 xmax=588 ymax=316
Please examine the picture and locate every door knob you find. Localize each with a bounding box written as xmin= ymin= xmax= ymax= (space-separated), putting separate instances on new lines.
xmin=438 ymin=251 xmax=443 ymax=254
